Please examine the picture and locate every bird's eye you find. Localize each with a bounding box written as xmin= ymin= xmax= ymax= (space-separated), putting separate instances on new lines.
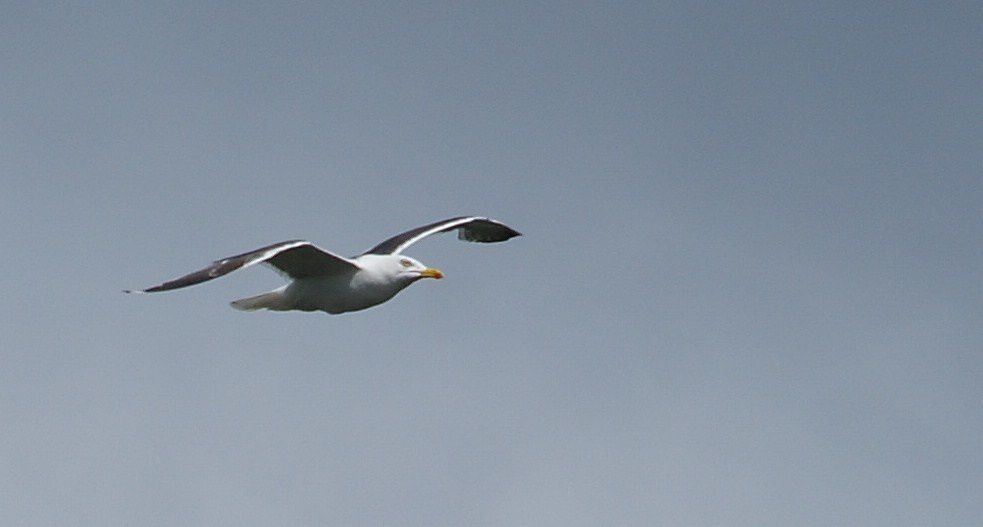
xmin=400 ymin=259 xmax=413 ymax=268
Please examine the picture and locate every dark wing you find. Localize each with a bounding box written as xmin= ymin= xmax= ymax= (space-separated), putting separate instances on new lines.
xmin=362 ymin=216 xmax=522 ymax=255
xmin=127 ymin=240 xmax=361 ymax=293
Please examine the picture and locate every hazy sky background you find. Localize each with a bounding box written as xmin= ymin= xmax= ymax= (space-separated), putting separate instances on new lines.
xmin=2 ymin=2 xmax=981 ymax=525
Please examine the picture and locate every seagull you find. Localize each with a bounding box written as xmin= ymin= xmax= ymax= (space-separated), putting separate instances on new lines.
xmin=126 ymin=216 xmax=521 ymax=314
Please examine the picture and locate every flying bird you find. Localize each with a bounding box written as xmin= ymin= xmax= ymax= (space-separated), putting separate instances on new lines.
xmin=126 ymin=216 xmax=521 ymax=314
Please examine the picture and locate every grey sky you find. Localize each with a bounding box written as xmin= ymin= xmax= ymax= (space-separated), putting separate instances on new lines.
xmin=2 ymin=2 xmax=981 ymax=525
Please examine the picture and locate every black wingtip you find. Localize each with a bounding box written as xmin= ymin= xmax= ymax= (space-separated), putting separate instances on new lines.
xmin=499 ymin=226 xmax=522 ymax=240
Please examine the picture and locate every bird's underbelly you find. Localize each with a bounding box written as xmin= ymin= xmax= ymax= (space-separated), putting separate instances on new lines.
xmin=284 ymin=276 xmax=403 ymax=314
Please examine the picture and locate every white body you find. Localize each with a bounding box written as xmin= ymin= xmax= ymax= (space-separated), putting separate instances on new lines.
xmin=231 ymin=254 xmax=431 ymax=314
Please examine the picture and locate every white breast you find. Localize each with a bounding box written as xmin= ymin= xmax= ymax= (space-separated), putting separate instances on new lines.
xmin=283 ymin=256 xmax=408 ymax=314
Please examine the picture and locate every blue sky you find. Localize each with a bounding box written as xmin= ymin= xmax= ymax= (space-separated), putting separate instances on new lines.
xmin=2 ymin=2 xmax=981 ymax=525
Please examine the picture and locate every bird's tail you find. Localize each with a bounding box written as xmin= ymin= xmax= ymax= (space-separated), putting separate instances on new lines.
xmin=230 ymin=290 xmax=286 ymax=311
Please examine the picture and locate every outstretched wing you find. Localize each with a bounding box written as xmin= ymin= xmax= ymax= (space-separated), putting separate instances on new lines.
xmin=362 ymin=216 xmax=522 ymax=256
xmin=127 ymin=240 xmax=361 ymax=293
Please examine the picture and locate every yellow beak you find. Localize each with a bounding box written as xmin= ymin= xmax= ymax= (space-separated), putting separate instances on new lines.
xmin=419 ymin=267 xmax=444 ymax=279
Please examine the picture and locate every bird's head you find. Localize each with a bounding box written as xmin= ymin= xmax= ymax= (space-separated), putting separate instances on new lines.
xmin=393 ymin=255 xmax=443 ymax=282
